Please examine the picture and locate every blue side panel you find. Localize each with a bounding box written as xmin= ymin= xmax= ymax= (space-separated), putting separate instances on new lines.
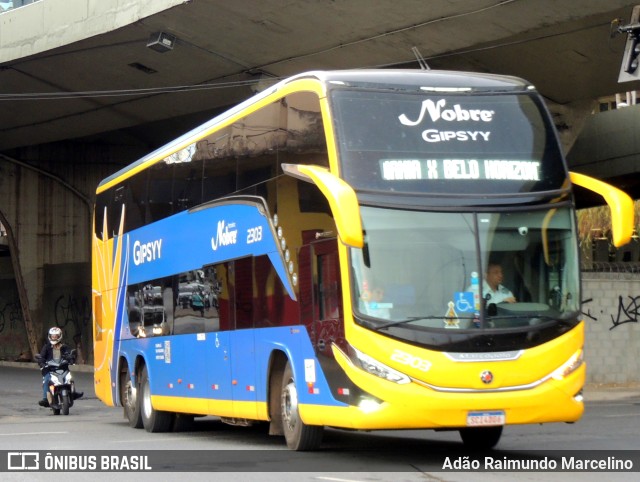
xmin=252 ymin=326 xmax=347 ymax=408
xmin=125 ymin=203 xmax=295 ymax=298
xmin=117 ymin=325 xmax=347 ymax=410
xmin=109 ymin=201 xmax=296 ymax=404
xmin=207 ymin=331 xmax=233 ymax=401
xmin=151 ymin=335 xmax=209 ymax=399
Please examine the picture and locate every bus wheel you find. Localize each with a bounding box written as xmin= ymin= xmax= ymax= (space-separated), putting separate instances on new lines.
xmin=139 ymin=365 xmax=174 ymax=433
xmin=172 ymin=413 xmax=195 ymax=432
xmin=121 ymin=367 xmax=142 ymax=428
xmin=280 ymin=362 xmax=323 ymax=451
xmin=459 ymin=426 xmax=503 ymax=450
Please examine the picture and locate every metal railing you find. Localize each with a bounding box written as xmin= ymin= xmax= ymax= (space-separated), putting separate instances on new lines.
xmin=581 ymin=261 xmax=640 ymax=274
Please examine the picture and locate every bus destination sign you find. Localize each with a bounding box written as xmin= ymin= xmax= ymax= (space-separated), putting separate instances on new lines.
xmin=380 ymin=158 xmax=541 ymax=182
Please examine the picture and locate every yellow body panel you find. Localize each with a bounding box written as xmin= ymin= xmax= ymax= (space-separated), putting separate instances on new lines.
xmin=570 ymin=171 xmax=635 ymax=247
xmin=299 ymin=365 xmax=584 ymax=429
xmin=152 ymin=396 xmax=269 ymax=421
xmin=298 ymin=323 xmax=585 ymax=430
xmin=92 ymin=213 xmax=126 ymax=406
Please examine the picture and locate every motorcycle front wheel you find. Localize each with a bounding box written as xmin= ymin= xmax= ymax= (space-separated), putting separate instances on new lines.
xmin=62 ymin=393 xmax=70 ymax=415
xmin=51 ymin=394 xmax=61 ymax=416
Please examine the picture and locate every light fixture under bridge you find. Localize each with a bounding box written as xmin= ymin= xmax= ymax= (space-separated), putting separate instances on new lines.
xmin=147 ymin=32 xmax=176 ymax=53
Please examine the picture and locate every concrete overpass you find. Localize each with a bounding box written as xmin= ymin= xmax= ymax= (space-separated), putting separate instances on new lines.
xmin=1 ymin=0 xmax=639 ymax=362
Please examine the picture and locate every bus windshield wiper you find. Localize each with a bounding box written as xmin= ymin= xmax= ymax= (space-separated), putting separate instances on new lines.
xmin=375 ymin=315 xmax=475 ymax=330
xmin=376 ymin=314 xmax=558 ymax=331
xmin=487 ymin=315 xmax=556 ymax=321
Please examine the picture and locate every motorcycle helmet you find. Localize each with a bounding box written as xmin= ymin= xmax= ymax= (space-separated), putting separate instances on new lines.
xmin=48 ymin=326 xmax=63 ymax=345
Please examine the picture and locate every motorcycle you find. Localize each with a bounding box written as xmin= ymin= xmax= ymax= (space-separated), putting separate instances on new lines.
xmin=36 ymin=349 xmax=79 ymax=415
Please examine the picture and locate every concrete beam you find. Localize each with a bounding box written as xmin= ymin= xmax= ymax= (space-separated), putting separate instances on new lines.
xmin=0 ymin=0 xmax=184 ymax=63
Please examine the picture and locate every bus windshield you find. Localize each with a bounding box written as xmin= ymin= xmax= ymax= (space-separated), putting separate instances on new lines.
xmin=330 ymin=89 xmax=566 ymax=195
xmin=350 ymin=206 xmax=580 ymax=335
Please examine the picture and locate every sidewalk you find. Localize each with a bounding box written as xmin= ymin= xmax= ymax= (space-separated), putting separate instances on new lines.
xmin=1 ymin=360 xmax=639 ymax=402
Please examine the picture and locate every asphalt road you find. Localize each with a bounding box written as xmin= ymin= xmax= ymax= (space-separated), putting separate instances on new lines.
xmin=0 ymin=363 xmax=639 ymax=481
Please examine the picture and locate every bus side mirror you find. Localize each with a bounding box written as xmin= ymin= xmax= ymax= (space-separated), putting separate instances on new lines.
xmin=569 ymin=171 xmax=634 ymax=247
xmin=281 ymin=164 xmax=364 ymax=248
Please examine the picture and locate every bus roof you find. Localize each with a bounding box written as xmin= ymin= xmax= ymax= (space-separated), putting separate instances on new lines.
xmin=297 ymin=69 xmax=532 ymax=91
xmin=97 ymin=69 xmax=533 ymax=190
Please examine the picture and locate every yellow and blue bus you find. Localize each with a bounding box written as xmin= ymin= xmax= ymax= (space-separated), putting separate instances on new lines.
xmin=92 ymin=70 xmax=633 ymax=450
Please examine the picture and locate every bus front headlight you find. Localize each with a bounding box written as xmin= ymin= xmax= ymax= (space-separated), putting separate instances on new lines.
xmin=350 ymin=346 xmax=410 ymax=384
xmin=551 ymin=349 xmax=584 ymax=380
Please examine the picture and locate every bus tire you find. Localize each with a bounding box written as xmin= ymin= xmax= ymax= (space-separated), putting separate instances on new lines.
xmin=140 ymin=365 xmax=174 ymax=433
xmin=280 ymin=361 xmax=323 ymax=451
xmin=459 ymin=426 xmax=503 ymax=450
xmin=120 ymin=365 xmax=142 ymax=428
xmin=172 ymin=413 xmax=195 ymax=432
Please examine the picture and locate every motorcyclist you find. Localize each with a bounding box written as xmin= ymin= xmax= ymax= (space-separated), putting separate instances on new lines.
xmin=37 ymin=327 xmax=83 ymax=407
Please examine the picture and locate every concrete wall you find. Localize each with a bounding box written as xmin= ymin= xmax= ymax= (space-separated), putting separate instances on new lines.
xmin=0 ymin=256 xmax=30 ymax=360
xmin=42 ymin=262 xmax=92 ymax=363
xmin=583 ymin=272 xmax=640 ymax=385
xmin=0 ymin=143 xmax=119 ymax=362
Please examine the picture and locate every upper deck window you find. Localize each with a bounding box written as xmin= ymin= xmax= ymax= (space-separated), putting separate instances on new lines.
xmin=330 ymin=89 xmax=567 ymax=195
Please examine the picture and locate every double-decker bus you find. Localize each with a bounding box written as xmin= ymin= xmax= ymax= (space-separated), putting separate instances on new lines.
xmin=92 ymin=70 xmax=633 ymax=450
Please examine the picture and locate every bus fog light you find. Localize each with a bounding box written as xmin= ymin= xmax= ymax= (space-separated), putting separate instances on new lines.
xmin=358 ymin=398 xmax=382 ymax=413
xmin=574 ymin=389 xmax=584 ymax=403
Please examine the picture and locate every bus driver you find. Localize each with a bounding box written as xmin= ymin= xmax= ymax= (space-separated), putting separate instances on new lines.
xmin=483 ymin=262 xmax=516 ymax=304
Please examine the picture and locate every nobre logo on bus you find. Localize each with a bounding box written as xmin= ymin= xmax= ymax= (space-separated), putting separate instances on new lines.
xmin=133 ymin=239 xmax=162 ymax=266
xmin=398 ymin=99 xmax=494 ymax=126
xmin=211 ymin=220 xmax=238 ymax=251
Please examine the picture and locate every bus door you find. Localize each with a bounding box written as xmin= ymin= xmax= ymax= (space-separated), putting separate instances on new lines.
xmin=309 ymin=238 xmax=345 ymax=360
xmin=203 ymin=262 xmax=233 ymax=412
xmin=229 ymin=257 xmax=259 ymax=419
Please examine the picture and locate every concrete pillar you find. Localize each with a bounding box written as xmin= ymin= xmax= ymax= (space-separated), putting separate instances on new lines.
xmin=0 ymin=152 xmax=97 ymax=360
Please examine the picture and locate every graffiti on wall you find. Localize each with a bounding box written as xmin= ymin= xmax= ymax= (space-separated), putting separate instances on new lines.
xmin=582 ymin=295 xmax=640 ymax=330
xmin=0 ymin=298 xmax=21 ymax=334
xmin=53 ymin=294 xmax=91 ymax=363
xmin=0 ymin=296 xmax=30 ymax=360
xmin=610 ymin=295 xmax=640 ymax=330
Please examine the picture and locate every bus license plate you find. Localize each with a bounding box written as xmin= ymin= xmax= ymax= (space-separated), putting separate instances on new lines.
xmin=466 ymin=410 xmax=505 ymax=427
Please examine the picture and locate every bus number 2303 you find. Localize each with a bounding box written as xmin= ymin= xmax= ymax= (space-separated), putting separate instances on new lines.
xmin=247 ymin=226 xmax=263 ymax=244
xmin=390 ymin=349 xmax=432 ymax=372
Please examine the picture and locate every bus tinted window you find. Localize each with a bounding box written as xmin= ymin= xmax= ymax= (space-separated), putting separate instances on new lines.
xmin=173 ymin=158 xmax=203 ymax=211
xmin=148 ymin=160 xmax=173 ymax=222
xmin=125 ymin=170 xmax=148 ymax=232
xmin=95 ymin=91 xmax=329 ymax=237
xmin=330 ymin=90 xmax=566 ymax=194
